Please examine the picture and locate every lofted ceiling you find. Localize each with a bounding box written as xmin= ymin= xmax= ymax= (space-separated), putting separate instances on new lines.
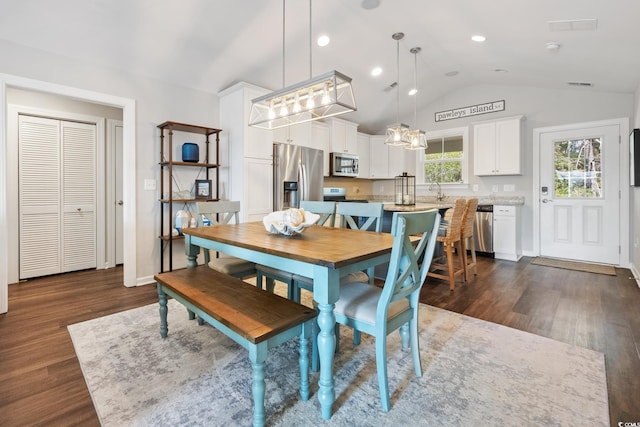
xmin=1 ymin=0 xmax=639 ymax=133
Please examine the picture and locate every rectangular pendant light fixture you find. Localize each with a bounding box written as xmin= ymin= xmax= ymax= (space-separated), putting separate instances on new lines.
xmin=248 ymin=70 xmax=356 ymax=130
xmin=385 ymin=123 xmax=411 ymax=146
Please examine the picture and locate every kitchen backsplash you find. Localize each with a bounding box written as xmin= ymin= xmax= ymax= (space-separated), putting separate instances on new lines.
xmin=323 ymin=177 xmax=373 ymax=198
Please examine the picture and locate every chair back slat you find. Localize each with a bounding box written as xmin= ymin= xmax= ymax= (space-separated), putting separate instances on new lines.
xmin=378 ymin=210 xmax=440 ymax=321
xmin=300 ymin=201 xmax=336 ymax=227
xmin=337 ymin=202 xmax=384 ymax=232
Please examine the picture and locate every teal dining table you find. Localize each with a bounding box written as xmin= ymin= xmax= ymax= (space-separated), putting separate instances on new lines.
xmin=182 ymin=221 xmax=395 ymax=420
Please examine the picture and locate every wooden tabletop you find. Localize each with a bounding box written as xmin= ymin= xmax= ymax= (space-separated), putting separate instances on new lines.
xmin=183 ymin=222 xmax=395 ymax=269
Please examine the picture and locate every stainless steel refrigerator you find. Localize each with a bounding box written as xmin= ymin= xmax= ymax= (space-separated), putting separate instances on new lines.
xmin=273 ymin=143 xmax=324 ymax=211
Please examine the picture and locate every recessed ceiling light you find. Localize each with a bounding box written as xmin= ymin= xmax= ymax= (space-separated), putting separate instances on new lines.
xmin=317 ymin=35 xmax=330 ymax=47
xmin=371 ymin=67 xmax=383 ymax=77
xmin=408 ymin=88 xmax=417 ymax=96
xmin=445 ymin=71 xmax=459 ymax=77
xmin=545 ymin=41 xmax=561 ymax=51
xmin=471 ymin=35 xmax=486 ymax=42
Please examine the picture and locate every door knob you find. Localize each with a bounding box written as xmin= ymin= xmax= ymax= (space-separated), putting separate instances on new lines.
xmin=541 ymin=199 xmax=553 ymax=203
xmin=118 ymin=200 xmax=124 ymax=205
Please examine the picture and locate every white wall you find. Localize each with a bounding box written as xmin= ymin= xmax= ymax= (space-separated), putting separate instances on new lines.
xmin=631 ymin=86 xmax=640 ymax=281
xmin=374 ymin=84 xmax=634 ymax=257
xmin=0 ymin=39 xmax=220 ymax=284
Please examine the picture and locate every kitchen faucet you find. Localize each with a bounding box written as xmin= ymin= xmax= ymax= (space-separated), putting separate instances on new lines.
xmin=429 ymin=182 xmax=445 ymax=201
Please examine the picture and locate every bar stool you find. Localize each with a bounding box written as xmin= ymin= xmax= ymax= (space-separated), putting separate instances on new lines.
xmin=461 ymin=198 xmax=479 ymax=281
xmin=427 ymin=198 xmax=466 ymax=290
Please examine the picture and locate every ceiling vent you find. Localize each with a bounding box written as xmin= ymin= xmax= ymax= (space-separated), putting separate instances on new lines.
xmin=548 ymin=19 xmax=598 ymax=32
xmin=567 ymin=81 xmax=593 ymax=87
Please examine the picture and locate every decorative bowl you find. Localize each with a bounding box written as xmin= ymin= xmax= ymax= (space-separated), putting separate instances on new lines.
xmin=262 ymin=208 xmax=320 ymax=236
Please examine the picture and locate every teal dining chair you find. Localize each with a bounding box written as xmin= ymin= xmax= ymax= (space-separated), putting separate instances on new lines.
xmin=317 ymin=209 xmax=440 ymax=412
xmin=292 ymin=202 xmax=385 ymax=301
xmin=196 ymin=201 xmax=257 ymax=279
xmin=255 ymin=201 xmax=337 ymax=300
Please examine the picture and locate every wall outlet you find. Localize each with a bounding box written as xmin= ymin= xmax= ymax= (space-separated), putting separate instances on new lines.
xmin=503 ymin=184 xmax=515 ymax=192
xmin=491 ymin=185 xmax=499 ymax=192
xmin=472 ymin=184 xmax=479 ymax=192
xmin=144 ymin=179 xmax=156 ymax=191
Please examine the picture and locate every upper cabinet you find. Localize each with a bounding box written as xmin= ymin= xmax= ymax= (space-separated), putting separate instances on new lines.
xmin=273 ymin=121 xmax=312 ymax=148
xmin=357 ymin=132 xmax=370 ymax=178
xmin=388 ymin=145 xmax=405 ymax=177
xmin=327 ymin=117 xmax=358 ymax=154
xmin=218 ymin=82 xmax=274 ymax=222
xmin=311 ymin=121 xmax=331 ymax=177
xmin=369 ymin=135 xmax=389 ymax=179
xmin=473 ymin=115 xmax=523 ymax=176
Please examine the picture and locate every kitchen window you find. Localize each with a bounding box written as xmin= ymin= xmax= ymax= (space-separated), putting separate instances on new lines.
xmin=416 ymin=127 xmax=469 ymax=186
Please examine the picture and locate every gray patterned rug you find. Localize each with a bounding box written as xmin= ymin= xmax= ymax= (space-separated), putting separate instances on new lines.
xmin=68 ymin=299 xmax=608 ymax=426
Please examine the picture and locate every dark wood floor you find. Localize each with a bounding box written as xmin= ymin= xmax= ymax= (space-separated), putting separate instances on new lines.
xmin=1 ymin=257 xmax=638 ymax=426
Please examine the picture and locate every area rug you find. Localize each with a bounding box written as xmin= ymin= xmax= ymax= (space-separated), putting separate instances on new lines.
xmin=531 ymin=257 xmax=616 ymax=275
xmin=68 ymin=300 xmax=609 ymax=427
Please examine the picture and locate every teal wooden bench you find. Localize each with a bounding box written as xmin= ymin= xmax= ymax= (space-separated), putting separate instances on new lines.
xmin=154 ymin=266 xmax=317 ymax=427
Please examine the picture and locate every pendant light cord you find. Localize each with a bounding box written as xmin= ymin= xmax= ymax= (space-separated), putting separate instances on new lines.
xmin=282 ymin=0 xmax=286 ymax=88
xmin=309 ymin=0 xmax=312 ymax=79
xmin=396 ymin=36 xmax=400 ymax=123
xmin=413 ymin=49 xmax=417 ymax=127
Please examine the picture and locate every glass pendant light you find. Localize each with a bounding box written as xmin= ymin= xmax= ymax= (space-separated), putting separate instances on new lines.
xmin=406 ymin=46 xmax=427 ymax=150
xmin=385 ymin=32 xmax=410 ymax=146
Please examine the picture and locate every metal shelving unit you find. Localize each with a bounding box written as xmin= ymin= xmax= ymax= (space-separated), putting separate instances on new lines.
xmin=158 ymin=121 xmax=221 ymax=272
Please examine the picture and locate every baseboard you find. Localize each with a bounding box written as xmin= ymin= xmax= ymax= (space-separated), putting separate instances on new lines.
xmin=630 ymin=263 xmax=640 ymax=289
xmin=136 ymin=275 xmax=157 ymax=287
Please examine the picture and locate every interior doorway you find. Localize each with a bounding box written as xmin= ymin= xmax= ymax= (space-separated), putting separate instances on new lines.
xmin=1 ymin=74 xmax=137 ymax=315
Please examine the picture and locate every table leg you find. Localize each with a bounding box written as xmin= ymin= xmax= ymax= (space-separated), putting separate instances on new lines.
xmin=314 ymin=267 xmax=340 ymax=420
xmin=184 ymin=235 xmax=199 ymax=269
xmin=316 ymin=302 xmax=336 ymax=420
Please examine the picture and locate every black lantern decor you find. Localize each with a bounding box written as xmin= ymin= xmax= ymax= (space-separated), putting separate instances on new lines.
xmin=395 ymin=172 xmax=415 ymax=205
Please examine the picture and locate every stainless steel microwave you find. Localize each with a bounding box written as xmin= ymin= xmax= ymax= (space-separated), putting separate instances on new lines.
xmin=330 ymin=152 xmax=359 ymax=177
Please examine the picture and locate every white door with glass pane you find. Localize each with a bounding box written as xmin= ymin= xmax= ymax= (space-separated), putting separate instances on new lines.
xmin=539 ymin=124 xmax=620 ymax=264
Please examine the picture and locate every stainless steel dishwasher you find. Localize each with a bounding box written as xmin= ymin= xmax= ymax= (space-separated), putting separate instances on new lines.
xmin=474 ymin=205 xmax=494 ymax=255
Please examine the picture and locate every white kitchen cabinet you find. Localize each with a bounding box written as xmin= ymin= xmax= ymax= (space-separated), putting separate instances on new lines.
xmin=493 ymin=205 xmax=521 ymax=261
xmin=388 ymin=144 xmax=405 ymax=177
xmin=273 ymin=121 xmax=312 ymax=148
xmin=219 ymin=82 xmax=274 ymax=222
xmin=369 ymin=135 xmax=388 ymax=178
xmin=473 ymin=115 xmax=523 ymax=176
xmin=357 ymin=132 xmax=370 ymax=178
xmin=327 ymin=117 xmax=358 ymax=154
xmin=243 ymin=157 xmax=273 ymax=222
xmin=312 ymin=121 xmax=331 ymax=177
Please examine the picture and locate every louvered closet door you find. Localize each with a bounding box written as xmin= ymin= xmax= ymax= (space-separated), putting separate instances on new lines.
xmin=62 ymin=121 xmax=97 ymax=272
xmin=19 ymin=116 xmax=62 ymax=278
xmin=18 ymin=116 xmax=97 ymax=279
